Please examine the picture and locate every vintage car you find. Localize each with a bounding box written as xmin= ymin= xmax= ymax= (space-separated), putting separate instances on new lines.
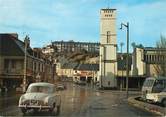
xmin=56 ymin=83 xmax=66 ymax=90
xmin=18 ymin=82 xmax=61 ymax=115
xmin=146 ymin=88 xmax=166 ymax=107
xmin=142 ymin=77 xmax=166 ymax=99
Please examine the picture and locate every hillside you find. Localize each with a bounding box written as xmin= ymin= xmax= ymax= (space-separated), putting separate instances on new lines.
xmin=55 ymin=51 xmax=99 ymax=64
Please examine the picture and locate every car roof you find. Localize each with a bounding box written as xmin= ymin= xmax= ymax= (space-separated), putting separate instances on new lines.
xmin=29 ymin=82 xmax=55 ymax=87
xmin=146 ymin=76 xmax=166 ymax=80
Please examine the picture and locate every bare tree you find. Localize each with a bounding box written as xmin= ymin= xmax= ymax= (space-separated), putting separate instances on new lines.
xmin=154 ymin=35 xmax=166 ymax=76
xmin=156 ymin=35 xmax=166 ymax=48
xmin=131 ymin=42 xmax=136 ymax=50
xmin=120 ymin=42 xmax=124 ymax=53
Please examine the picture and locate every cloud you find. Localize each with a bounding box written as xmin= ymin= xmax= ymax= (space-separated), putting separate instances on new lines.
xmin=0 ymin=0 xmax=165 ymax=48
xmin=115 ymin=0 xmax=166 ymax=49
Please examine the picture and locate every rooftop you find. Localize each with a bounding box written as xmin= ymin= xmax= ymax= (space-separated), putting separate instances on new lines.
xmin=74 ymin=64 xmax=99 ymax=71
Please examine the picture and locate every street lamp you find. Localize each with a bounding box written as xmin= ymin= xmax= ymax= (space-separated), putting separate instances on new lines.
xmin=100 ymin=54 xmax=103 ymax=89
xmin=120 ymin=42 xmax=124 ymax=90
xmin=120 ymin=22 xmax=129 ymax=98
xmin=100 ymin=44 xmax=106 ymax=89
xmin=23 ymin=35 xmax=30 ymax=93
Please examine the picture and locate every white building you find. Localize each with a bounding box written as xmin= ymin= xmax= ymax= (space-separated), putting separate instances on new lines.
xmin=98 ymin=8 xmax=117 ymax=88
xmin=131 ymin=47 xmax=145 ymax=76
xmin=42 ymin=45 xmax=54 ymax=54
xmin=132 ymin=47 xmax=166 ymax=77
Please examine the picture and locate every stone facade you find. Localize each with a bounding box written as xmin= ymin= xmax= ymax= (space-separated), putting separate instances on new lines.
xmin=0 ymin=33 xmax=55 ymax=91
xmin=99 ymin=8 xmax=117 ymax=88
xmin=132 ymin=47 xmax=166 ymax=77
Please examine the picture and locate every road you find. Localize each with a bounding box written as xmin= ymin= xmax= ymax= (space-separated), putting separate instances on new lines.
xmin=0 ymin=82 xmax=159 ymax=117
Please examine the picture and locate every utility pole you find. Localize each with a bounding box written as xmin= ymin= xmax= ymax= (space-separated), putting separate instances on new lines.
xmin=23 ymin=35 xmax=29 ymax=93
xmin=100 ymin=54 xmax=103 ymax=89
xmin=120 ymin=42 xmax=124 ymax=90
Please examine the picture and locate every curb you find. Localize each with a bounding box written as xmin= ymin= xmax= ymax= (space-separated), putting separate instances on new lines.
xmin=128 ymin=96 xmax=166 ymax=116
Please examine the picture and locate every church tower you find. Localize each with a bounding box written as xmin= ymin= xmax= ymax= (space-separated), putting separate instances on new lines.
xmin=99 ymin=8 xmax=117 ymax=88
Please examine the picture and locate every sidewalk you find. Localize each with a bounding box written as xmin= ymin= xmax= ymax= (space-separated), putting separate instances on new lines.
xmin=128 ymin=96 xmax=166 ymax=116
xmin=0 ymin=91 xmax=21 ymax=101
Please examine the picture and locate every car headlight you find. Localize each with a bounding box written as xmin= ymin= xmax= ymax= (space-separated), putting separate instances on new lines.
xmin=154 ymin=95 xmax=159 ymax=101
xmin=44 ymin=97 xmax=49 ymax=105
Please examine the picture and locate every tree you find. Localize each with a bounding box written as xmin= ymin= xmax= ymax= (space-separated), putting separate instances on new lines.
xmin=120 ymin=42 xmax=124 ymax=53
xmin=154 ymin=35 xmax=166 ymax=76
xmin=156 ymin=35 xmax=166 ymax=48
xmin=131 ymin=42 xmax=136 ymax=50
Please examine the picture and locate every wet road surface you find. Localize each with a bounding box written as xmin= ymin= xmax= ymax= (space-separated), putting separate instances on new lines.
xmin=0 ymin=82 xmax=159 ymax=117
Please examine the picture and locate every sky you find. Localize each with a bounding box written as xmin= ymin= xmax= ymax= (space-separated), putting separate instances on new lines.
xmin=0 ymin=0 xmax=166 ymax=51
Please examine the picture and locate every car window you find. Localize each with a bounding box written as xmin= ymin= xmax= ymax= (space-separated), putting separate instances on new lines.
xmin=152 ymin=80 xmax=165 ymax=93
xmin=162 ymin=88 xmax=166 ymax=92
xmin=143 ymin=79 xmax=154 ymax=87
xmin=27 ymin=86 xmax=52 ymax=93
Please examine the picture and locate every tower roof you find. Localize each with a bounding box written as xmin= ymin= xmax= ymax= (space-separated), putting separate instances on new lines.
xmin=101 ymin=8 xmax=116 ymax=10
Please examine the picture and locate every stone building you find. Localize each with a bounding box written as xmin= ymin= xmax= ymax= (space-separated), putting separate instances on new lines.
xmin=132 ymin=47 xmax=166 ymax=77
xmin=98 ymin=8 xmax=117 ymax=88
xmin=0 ymin=33 xmax=55 ymax=91
xmin=51 ymin=40 xmax=99 ymax=54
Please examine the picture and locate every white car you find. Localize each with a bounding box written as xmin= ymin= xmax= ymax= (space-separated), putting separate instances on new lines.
xmin=56 ymin=83 xmax=66 ymax=90
xmin=18 ymin=82 xmax=61 ymax=115
xmin=146 ymin=88 xmax=166 ymax=107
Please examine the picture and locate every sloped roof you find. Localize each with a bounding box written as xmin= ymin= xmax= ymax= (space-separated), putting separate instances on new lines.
xmin=0 ymin=33 xmax=33 ymax=56
xmin=0 ymin=34 xmax=24 ymax=56
xmin=61 ymin=62 xmax=78 ymax=69
xmin=74 ymin=64 xmax=99 ymax=71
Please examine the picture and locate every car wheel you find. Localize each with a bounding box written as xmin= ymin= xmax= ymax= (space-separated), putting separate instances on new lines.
xmin=162 ymin=98 xmax=166 ymax=107
xmin=49 ymin=103 xmax=55 ymax=113
xmin=20 ymin=108 xmax=27 ymax=115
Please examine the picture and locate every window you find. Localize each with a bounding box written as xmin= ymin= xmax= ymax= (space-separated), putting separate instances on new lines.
xmin=39 ymin=63 xmax=40 ymax=71
xmin=34 ymin=62 xmax=36 ymax=71
xmin=4 ymin=59 xmax=9 ymax=69
xmin=152 ymin=80 xmax=165 ymax=93
xmin=12 ymin=60 xmax=16 ymax=69
xmin=107 ymin=31 xmax=111 ymax=43
xmin=143 ymin=79 xmax=154 ymax=87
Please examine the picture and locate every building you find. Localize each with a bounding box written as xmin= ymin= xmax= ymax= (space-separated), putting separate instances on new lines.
xmin=73 ymin=64 xmax=99 ymax=84
xmin=132 ymin=47 xmax=166 ymax=77
xmin=0 ymin=33 xmax=55 ymax=91
xmin=117 ymin=53 xmax=135 ymax=89
xmin=98 ymin=8 xmax=117 ymax=88
xmin=51 ymin=40 xmax=99 ymax=54
xmin=117 ymin=53 xmax=132 ymax=77
xmin=60 ymin=62 xmax=78 ymax=79
xmin=42 ymin=44 xmax=54 ymax=55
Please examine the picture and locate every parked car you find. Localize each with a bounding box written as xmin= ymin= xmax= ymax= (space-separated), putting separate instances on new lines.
xmin=56 ymin=83 xmax=66 ymax=90
xmin=146 ymin=88 xmax=166 ymax=107
xmin=18 ymin=82 xmax=61 ymax=115
xmin=142 ymin=76 xmax=166 ymax=100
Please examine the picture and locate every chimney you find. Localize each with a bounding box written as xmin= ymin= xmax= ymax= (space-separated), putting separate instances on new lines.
xmin=24 ymin=35 xmax=30 ymax=47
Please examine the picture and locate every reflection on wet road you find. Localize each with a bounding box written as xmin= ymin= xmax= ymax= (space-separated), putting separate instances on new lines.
xmin=0 ymin=82 xmax=158 ymax=117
